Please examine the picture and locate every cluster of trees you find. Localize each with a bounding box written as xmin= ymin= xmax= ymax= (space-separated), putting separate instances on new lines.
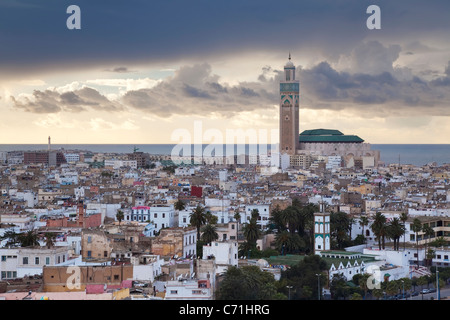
xmin=269 ymin=200 xmax=363 ymax=255
xmin=217 ymin=255 xmax=327 ymax=300
xmin=0 ymin=230 xmax=57 ymax=248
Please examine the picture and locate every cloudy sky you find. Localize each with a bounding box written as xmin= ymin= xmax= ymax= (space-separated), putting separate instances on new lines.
xmin=1 ymin=0 xmax=449 ymax=144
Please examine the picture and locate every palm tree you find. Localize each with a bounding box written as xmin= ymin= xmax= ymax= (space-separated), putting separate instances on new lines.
xmin=201 ymin=224 xmax=218 ymax=244
xmin=243 ymin=218 xmax=260 ymax=248
xmin=359 ymin=216 xmax=369 ymax=245
xmin=233 ymin=208 xmax=241 ymax=240
xmin=387 ymin=217 xmax=405 ymax=251
xmin=205 ymin=210 xmax=218 ymax=225
xmin=371 ymin=212 xmax=387 ymax=250
xmin=400 ymin=212 xmax=409 ymax=250
xmin=0 ymin=230 xmax=20 ymax=247
xmin=411 ymin=218 xmax=422 ymax=267
xmin=44 ymin=232 xmax=57 ymax=248
xmin=281 ymin=206 xmax=300 ymax=235
xmin=190 ymin=205 xmax=207 ymax=240
xmin=116 ymin=209 xmax=124 ymax=226
xmin=18 ymin=230 xmax=40 ymax=247
xmin=275 ymin=230 xmax=303 ymax=255
xmin=422 ymin=224 xmax=435 ymax=266
xmin=174 ymin=199 xmax=186 ymax=211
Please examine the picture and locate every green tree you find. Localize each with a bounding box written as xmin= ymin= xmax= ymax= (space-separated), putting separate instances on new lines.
xmin=359 ymin=215 xmax=369 ymax=242
xmin=243 ymin=216 xmax=261 ymax=248
xmin=386 ymin=217 xmax=405 ymax=251
xmin=281 ymin=255 xmax=328 ymax=300
xmin=174 ymin=199 xmax=186 ymax=211
xmin=233 ymin=208 xmax=241 ymax=239
xmin=372 ymin=288 xmax=384 ymax=300
xmin=190 ymin=205 xmax=207 ymax=240
xmin=385 ymin=281 xmax=399 ymax=296
xmin=18 ymin=230 xmax=40 ymax=247
xmin=330 ymin=273 xmax=350 ymax=300
xmin=429 ymin=236 xmax=447 ymax=248
xmin=201 ymin=224 xmax=218 ymax=244
xmin=350 ymin=292 xmax=362 ymax=300
xmin=281 ymin=206 xmax=300 ymax=235
xmin=400 ymin=212 xmax=409 ymax=250
xmin=275 ymin=231 xmax=304 ymax=255
xmin=204 ymin=210 xmax=218 ymax=225
xmin=371 ymin=212 xmax=387 ymax=250
xmin=330 ymin=211 xmax=352 ymax=249
xmin=116 ymin=209 xmax=124 ymax=226
xmin=44 ymin=232 xmax=57 ymax=248
xmin=217 ymin=266 xmax=280 ymax=300
xmin=422 ymin=224 xmax=435 ymax=266
xmin=268 ymin=206 xmax=287 ymax=232
xmin=0 ymin=230 xmax=20 ymax=247
xmin=411 ymin=218 xmax=422 ymax=267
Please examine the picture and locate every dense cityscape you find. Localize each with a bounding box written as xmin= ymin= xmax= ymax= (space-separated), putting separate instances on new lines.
xmin=0 ymin=137 xmax=449 ymax=301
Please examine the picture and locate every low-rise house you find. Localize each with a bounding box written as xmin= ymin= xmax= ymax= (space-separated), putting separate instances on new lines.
xmin=1 ymin=245 xmax=76 ymax=280
xmin=164 ymin=278 xmax=212 ymax=300
xmin=151 ymin=227 xmax=196 ymax=259
xmin=202 ymin=241 xmax=238 ymax=275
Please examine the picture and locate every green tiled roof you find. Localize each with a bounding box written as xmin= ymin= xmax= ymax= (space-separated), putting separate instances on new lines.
xmin=300 ymin=129 xmax=344 ymax=136
xmin=299 ymin=128 xmax=364 ymax=143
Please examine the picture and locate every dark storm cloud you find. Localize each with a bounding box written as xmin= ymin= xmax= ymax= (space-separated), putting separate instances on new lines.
xmin=11 ymin=87 xmax=123 ymax=114
xmin=4 ymin=0 xmax=449 ymax=78
xmin=121 ymin=63 xmax=277 ymax=117
xmin=10 ymin=56 xmax=450 ymax=118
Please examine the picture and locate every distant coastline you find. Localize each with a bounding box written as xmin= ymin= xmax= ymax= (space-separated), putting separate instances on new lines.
xmin=0 ymin=144 xmax=449 ymax=167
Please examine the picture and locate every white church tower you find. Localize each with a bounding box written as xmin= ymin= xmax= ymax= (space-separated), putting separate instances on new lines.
xmin=314 ymin=203 xmax=330 ymax=255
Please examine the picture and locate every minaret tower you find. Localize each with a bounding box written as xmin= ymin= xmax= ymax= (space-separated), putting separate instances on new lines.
xmin=314 ymin=201 xmax=330 ymax=255
xmin=279 ymin=53 xmax=300 ymax=155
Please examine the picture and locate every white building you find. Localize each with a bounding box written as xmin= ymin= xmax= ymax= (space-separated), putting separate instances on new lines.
xmin=243 ymin=204 xmax=270 ymax=230
xmin=131 ymin=254 xmax=165 ymax=282
xmin=202 ymin=241 xmax=239 ymax=276
xmin=178 ymin=208 xmax=193 ymax=228
xmin=164 ymin=279 xmax=212 ymax=300
xmin=326 ymin=155 xmax=342 ymax=170
xmin=104 ymin=159 xmax=137 ymax=169
xmin=1 ymin=246 xmax=76 ymax=279
xmin=64 ymin=153 xmax=80 ymax=163
xmin=127 ymin=205 xmax=177 ymax=234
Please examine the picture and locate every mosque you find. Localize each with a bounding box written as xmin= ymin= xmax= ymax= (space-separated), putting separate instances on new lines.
xmin=279 ymin=54 xmax=380 ymax=169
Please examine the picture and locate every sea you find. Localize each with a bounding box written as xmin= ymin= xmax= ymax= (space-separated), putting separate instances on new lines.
xmin=0 ymin=144 xmax=449 ymax=167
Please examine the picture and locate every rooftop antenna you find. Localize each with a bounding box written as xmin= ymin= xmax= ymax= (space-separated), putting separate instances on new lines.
xmin=288 ymin=52 xmax=291 ymax=60
xmin=48 ymin=136 xmax=51 ymax=151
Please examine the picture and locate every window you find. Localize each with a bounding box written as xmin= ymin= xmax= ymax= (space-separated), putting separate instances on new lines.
xmin=35 ymin=257 xmax=40 ymax=265
xmin=170 ymin=290 xmax=178 ymax=295
xmin=114 ymin=275 xmax=119 ymax=280
xmin=46 ymin=257 xmax=50 ymax=265
xmin=87 ymin=236 xmax=92 ymax=243
xmin=23 ymin=257 xmax=28 ymax=265
xmin=192 ymin=290 xmax=202 ymax=295
xmin=1 ymin=256 xmax=6 ymax=261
